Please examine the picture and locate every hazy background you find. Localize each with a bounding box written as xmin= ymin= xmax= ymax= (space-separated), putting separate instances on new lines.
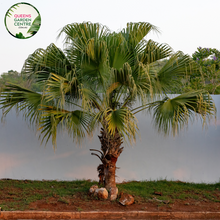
xmin=0 ymin=96 xmax=219 ymax=183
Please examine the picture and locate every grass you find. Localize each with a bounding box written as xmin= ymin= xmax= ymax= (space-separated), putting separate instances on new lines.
xmin=0 ymin=179 xmax=93 ymax=211
xmin=118 ymin=179 xmax=220 ymax=203
xmin=0 ymin=179 xmax=219 ymax=211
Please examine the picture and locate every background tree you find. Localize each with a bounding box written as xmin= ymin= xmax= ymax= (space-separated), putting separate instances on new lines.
xmin=0 ymin=70 xmax=43 ymax=92
xmin=0 ymin=70 xmax=30 ymax=88
xmin=0 ymin=22 xmax=215 ymax=200
xmin=180 ymin=47 xmax=220 ymax=94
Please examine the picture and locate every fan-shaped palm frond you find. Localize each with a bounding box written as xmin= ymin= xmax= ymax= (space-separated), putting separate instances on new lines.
xmin=44 ymin=72 xmax=80 ymax=107
xmin=58 ymin=22 xmax=110 ymax=49
xmin=39 ymin=106 xmax=91 ymax=148
xmin=148 ymin=91 xmax=216 ymax=135
xmin=0 ymin=83 xmax=43 ymax=124
xmin=156 ymin=52 xmax=198 ymax=93
xmin=104 ymin=32 xmax=132 ymax=70
xmin=79 ymin=39 xmax=110 ymax=89
xmin=105 ymin=107 xmax=138 ymax=139
xmin=22 ymin=43 xmax=74 ymax=82
xmin=137 ymin=40 xmax=173 ymax=64
xmin=121 ymin=22 xmax=160 ymax=49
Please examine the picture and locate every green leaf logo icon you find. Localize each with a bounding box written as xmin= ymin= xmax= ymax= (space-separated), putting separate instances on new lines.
xmin=4 ymin=2 xmax=41 ymax=39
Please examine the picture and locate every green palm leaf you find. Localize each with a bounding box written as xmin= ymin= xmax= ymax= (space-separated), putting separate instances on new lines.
xmin=149 ymin=91 xmax=216 ymax=135
xmin=121 ymin=22 xmax=160 ymax=49
xmin=22 ymin=43 xmax=74 ymax=82
xmin=58 ymin=22 xmax=110 ymax=49
xmin=137 ymin=40 xmax=173 ymax=64
xmin=39 ymin=106 xmax=91 ymax=148
xmin=0 ymin=83 xmax=43 ymax=124
xmin=156 ymin=52 xmax=198 ymax=93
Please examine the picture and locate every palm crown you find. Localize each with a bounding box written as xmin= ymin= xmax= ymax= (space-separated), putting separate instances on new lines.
xmin=0 ymin=22 xmax=215 ymax=196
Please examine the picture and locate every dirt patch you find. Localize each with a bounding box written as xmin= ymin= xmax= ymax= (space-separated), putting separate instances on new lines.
xmin=27 ymin=193 xmax=220 ymax=212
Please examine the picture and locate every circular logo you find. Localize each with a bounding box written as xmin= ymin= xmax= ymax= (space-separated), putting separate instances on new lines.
xmin=4 ymin=2 xmax=41 ymax=39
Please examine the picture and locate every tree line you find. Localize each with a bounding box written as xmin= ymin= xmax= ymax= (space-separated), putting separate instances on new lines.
xmin=0 ymin=70 xmax=42 ymax=92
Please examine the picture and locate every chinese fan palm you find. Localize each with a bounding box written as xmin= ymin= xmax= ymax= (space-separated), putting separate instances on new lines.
xmin=0 ymin=22 xmax=216 ymax=199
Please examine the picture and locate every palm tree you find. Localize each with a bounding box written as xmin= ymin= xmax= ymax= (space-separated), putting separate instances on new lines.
xmin=0 ymin=22 xmax=215 ymax=199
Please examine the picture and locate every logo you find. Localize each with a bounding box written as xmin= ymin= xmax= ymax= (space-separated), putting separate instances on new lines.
xmin=5 ymin=2 xmax=41 ymax=39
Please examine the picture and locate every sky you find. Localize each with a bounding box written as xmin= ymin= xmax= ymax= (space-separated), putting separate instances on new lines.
xmin=1 ymin=0 xmax=220 ymax=74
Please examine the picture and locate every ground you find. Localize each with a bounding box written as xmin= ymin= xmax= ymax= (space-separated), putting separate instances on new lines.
xmin=0 ymin=179 xmax=220 ymax=212
xmin=28 ymin=194 xmax=220 ymax=212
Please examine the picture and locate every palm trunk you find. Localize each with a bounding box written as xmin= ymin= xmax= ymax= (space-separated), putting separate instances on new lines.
xmin=103 ymin=154 xmax=117 ymax=190
xmin=90 ymin=127 xmax=123 ymax=199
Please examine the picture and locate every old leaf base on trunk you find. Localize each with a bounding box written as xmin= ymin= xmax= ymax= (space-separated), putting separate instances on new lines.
xmin=90 ymin=127 xmax=124 ymax=199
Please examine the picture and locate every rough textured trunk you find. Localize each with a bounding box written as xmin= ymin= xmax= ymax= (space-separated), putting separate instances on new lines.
xmin=103 ymin=155 xmax=117 ymax=190
xmin=90 ymin=127 xmax=123 ymax=199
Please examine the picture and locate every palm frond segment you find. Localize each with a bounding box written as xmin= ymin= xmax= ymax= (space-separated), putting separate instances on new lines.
xmin=138 ymin=40 xmax=173 ymax=64
xmin=22 ymin=43 xmax=74 ymax=82
xmin=156 ymin=52 xmax=197 ymax=93
xmin=149 ymin=91 xmax=216 ymax=135
xmin=121 ymin=22 xmax=160 ymax=49
xmin=0 ymin=83 xmax=43 ymax=123
xmin=39 ymin=106 xmax=91 ymax=148
xmin=90 ymin=106 xmax=139 ymax=144
xmin=58 ymin=22 xmax=110 ymax=47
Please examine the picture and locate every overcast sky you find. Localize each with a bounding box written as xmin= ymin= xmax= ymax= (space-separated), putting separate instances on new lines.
xmin=1 ymin=0 xmax=220 ymax=75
